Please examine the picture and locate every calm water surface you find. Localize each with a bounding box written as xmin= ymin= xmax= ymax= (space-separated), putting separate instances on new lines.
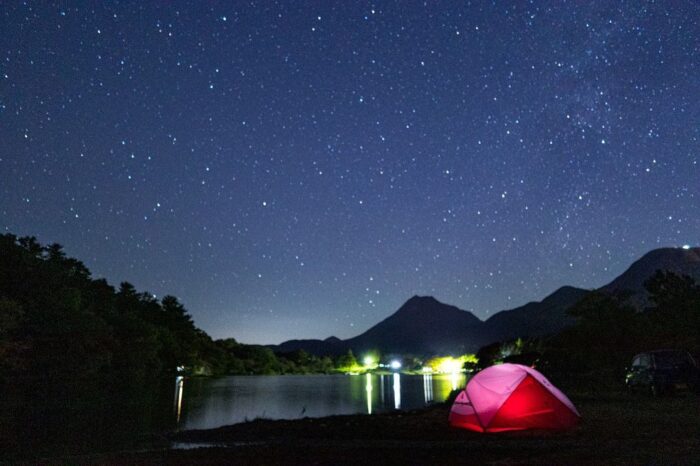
xmin=175 ymin=373 xmax=467 ymax=431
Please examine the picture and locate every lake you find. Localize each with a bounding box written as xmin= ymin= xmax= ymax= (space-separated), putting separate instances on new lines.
xmin=1 ymin=372 xmax=468 ymax=459
xmin=175 ymin=373 xmax=467 ymax=431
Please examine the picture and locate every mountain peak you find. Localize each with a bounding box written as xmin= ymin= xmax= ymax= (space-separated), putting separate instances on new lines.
xmin=339 ymin=294 xmax=482 ymax=355
xmin=396 ymin=295 xmax=469 ymax=318
xmin=405 ymin=295 xmax=439 ymax=305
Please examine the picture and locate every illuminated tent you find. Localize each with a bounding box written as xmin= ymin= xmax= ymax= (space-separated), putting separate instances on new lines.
xmin=449 ymin=363 xmax=580 ymax=432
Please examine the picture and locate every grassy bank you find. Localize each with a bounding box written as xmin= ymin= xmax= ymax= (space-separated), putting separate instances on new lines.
xmin=52 ymin=391 xmax=699 ymax=465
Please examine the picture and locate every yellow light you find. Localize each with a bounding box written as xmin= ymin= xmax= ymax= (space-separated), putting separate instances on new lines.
xmin=424 ymin=354 xmax=478 ymax=374
xmin=436 ymin=357 xmax=462 ymax=374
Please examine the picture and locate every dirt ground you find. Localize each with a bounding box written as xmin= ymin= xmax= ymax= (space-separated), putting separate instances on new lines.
xmin=26 ymin=392 xmax=700 ymax=465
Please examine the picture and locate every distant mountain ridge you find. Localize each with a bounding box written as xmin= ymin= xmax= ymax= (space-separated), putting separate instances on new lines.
xmin=600 ymin=247 xmax=700 ymax=308
xmin=271 ymin=288 xmax=587 ymax=356
xmin=270 ymin=246 xmax=700 ymax=357
xmin=482 ymin=286 xmax=588 ymax=342
xmin=274 ymin=336 xmax=345 ymax=355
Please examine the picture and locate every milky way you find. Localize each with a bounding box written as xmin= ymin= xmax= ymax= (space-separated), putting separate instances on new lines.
xmin=1 ymin=2 xmax=698 ymax=343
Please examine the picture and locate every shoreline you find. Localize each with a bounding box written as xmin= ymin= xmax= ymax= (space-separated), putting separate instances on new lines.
xmin=74 ymin=392 xmax=700 ymax=465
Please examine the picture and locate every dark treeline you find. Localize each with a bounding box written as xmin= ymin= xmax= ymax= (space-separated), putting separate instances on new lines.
xmin=543 ymin=270 xmax=700 ymax=390
xmin=0 ymin=234 xmax=351 ymax=456
xmin=475 ymin=270 xmax=700 ymax=391
xmin=0 ymin=234 xmax=354 ymax=381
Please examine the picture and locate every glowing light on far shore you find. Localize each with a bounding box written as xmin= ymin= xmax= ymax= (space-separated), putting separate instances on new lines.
xmin=390 ymin=360 xmax=402 ymax=370
xmin=436 ymin=357 xmax=463 ymax=374
xmin=682 ymin=244 xmax=690 ymax=250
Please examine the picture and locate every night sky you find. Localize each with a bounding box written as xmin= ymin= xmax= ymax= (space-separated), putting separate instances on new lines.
xmin=1 ymin=2 xmax=698 ymax=344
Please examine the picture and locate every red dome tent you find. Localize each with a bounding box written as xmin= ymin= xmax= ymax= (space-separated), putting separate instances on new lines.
xmin=449 ymin=363 xmax=580 ymax=432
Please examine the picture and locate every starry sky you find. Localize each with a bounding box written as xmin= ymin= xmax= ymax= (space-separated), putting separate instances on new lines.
xmin=1 ymin=1 xmax=698 ymax=344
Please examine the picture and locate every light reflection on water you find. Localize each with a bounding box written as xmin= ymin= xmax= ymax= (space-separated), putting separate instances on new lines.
xmin=175 ymin=373 xmax=467 ymax=431
xmin=393 ymin=373 xmax=401 ymax=410
xmin=366 ymin=373 xmax=373 ymax=414
xmin=174 ymin=376 xmax=184 ymax=423
xmin=450 ymin=371 xmax=460 ymax=391
xmin=423 ymin=373 xmax=433 ymax=403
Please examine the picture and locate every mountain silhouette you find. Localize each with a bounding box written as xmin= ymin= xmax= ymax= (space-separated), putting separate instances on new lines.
xmin=342 ymin=296 xmax=483 ymax=355
xmin=271 ymin=246 xmax=699 ymax=356
xmin=271 ymin=289 xmax=585 ymax=356
xmin=483 ymin=286 xmax=589 ymax=342
xmin=600 ymin=247 xmax=700 ymax=307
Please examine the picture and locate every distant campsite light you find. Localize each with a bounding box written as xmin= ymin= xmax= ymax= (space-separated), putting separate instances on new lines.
xmin=390 ymin=360 xmax=402 ymax=370
xmin=424 ymin=354 xmax=478 ymax=374
xmin=682 ymin=244 xmax=690 ymax=250
xmin=436 ymin=357 xmax=463 ymax=374
xmin=363 ymin=356 xmax=377 ymax=368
